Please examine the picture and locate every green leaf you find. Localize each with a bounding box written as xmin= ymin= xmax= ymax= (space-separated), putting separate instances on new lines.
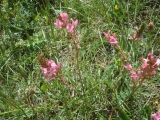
xmin=10 ymin=26 xmax=23 ymax=33
xmin=115 ymin=58 xmax=122 ymax=67
xmin=40 ymin=83 xmax=47 ymax=92
xmin=34 ymin=13 xmax=40 ymax=21
xmin=145 ymin=106 xmax=152 ymax=120
xmin=118 ymin=109 xmax=131 ymax=120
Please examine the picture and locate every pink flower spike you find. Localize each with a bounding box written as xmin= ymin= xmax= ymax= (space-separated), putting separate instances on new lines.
xmin=124 ymin=64 xmax=133 ymax=70
xmin=151 ymin=112 xmax=160 ymax=120
xmin=40 ymin=60 xmax=61 ymax=80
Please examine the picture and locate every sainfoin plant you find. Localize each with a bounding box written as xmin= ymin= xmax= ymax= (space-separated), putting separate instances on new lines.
xmin=103 ymin=27 xmax=160 ymax=119
xmin=40 ymin=59 xmax=61 ymax=80
xmin=38 ymin=12 xmax=160 ymax=119
xmin=0 ymin=1 xmax=159 ymax=119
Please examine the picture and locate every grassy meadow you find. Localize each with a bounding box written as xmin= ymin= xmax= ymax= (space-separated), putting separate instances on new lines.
xmin=0 ymin=0 xmax=160 ymax=119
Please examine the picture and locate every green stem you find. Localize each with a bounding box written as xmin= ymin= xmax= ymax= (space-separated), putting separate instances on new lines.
xmin=28 ymin=93 xmax=37 ymax=120
xmin=72 ymin=35 xmax=81 ymax=81
xmin=125 ymin=78 xmax=145 ymax=102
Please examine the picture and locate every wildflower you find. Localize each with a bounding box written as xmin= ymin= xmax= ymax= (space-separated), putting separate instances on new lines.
xmin=124 ymin=63 xmax=133 ymax=70
xmin=151 ymin=112 xmax=160 ymax=120
xmin=54 ymin=12 xmax=68 ymax=28
xmin=103 ymin=30 xmax=118 ymax=44
xmin=66 ymin=18 xmax=78 ymax=34
xmin=124 ymin=53 xmax=160 ymax=80
xmin=139 ymin=53 xmax=160 ymax=78
xmin=40 ymin=60 xmax=62 ymax=80
xmin=55 ymin=12 xmax=78 ymax=34
xmin=140 ymin=58 xmax=150 ymax=70
xmin=140 ymin=53 xmax=160 ymax=70
xmin=114 ymin=5 xmax=118 ymax=10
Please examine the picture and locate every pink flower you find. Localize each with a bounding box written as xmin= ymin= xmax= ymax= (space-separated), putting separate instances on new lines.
xmin=54 ymin=12 xmax=68 ymax=28
xmin=103 ymin=30 xmax=118 ymax=44
xmin=40 ymin=60 xmax=61 ymax=80
xmin=124 ymin=63 xmax=133 ymax=70
xmin=55 ymin=13 xmax=78 ymax=34
xmin=71 ymin=18 xmax=78 ymax=26
xmin=140 ymin=59 xmax=150 ymax=70
xmin=58 ymin=12 xmax=68 ymax=22
xmin=66 ymin=18 xmax=78 ymax=34
xmin=130 ymin=72 xmax=138 ymax=81
xmin=140 ymin=53 xmax=159 ymax=70
xmin=151 ymin=112 xmax=160 ymax=120
xmin=124 ymin=63 xmax=138 ymax=81
xmin=124 ymin=53 xmax=160 ymax=80
xmin=152 ymin=59 xmax=160 ymax=69
xmin=147 ymin=53 xmax=157 ymax=64
xmin=54 ymin=20 xmax=66 ymax=28
xmin=138 ymin=53 xmax=160 ymax=78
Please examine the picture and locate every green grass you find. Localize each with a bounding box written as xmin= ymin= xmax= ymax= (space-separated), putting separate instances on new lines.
xmin=0 ymin=0 xmax=160 ymax=119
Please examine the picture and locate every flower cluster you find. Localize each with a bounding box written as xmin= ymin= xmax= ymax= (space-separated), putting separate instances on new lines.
xmin=103 ymin=30 xmax=118 ymax=44
xmin=40 ymin=60 xmax=62 ymax=80
xmin=151 ymin=112 xmax=160 ymax=120
xmin=54 ymin=12 xmax=78 ymax=34
xmin=124 ymin=53 xmax=160 ymax=81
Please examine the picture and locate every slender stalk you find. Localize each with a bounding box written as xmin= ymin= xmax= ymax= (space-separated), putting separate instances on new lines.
xmin=125 ymin=78 xmax=145 ymax=102
xmin=28 ymin=91 xmax=37 ymax=120
xmin=72 ymin=34 xmax=82 ymax=81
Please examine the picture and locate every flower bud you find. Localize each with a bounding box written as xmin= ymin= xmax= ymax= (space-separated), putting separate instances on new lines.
xmin=148 ymin=22 xmax=154 ymax=31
